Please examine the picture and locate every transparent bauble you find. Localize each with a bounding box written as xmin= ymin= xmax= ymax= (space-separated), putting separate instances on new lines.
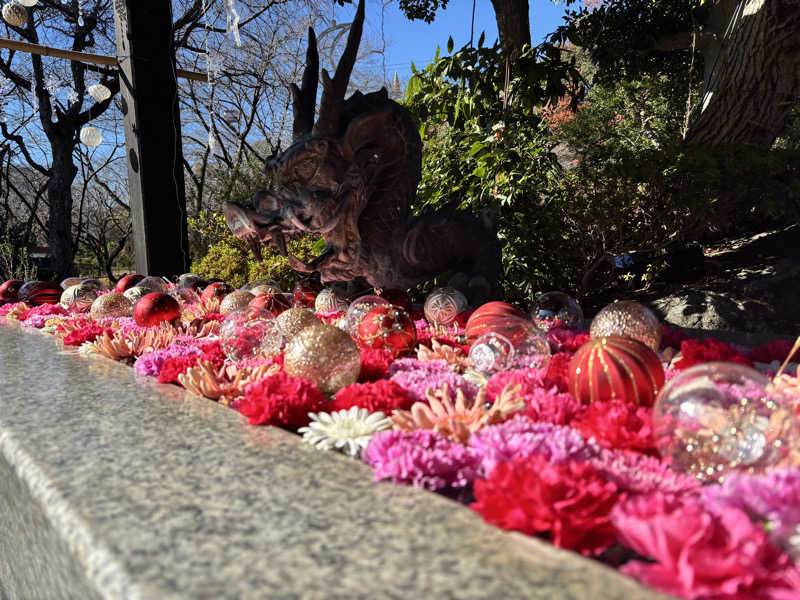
xmin=531 ymin=291 xmax=583 ymax=331
xmin=653 ymin=362 xmax=800 ymax=482
xmin=243 ymin=278 xmax=281 ymax=293
xmin=169 ymin=287 xmax=201 ymax=306
xmin=177 ymin=273 xmax=203 ymax=289
xmin=59 ymin=283 xmax=98 ymax=313
xmin=219 ymin=307 xmax=283 ymax=361
xmin=341 ymin=294 xmax=389 ymax=336
xmin=134 ymin=276 xmax=169 ymax=294
xmin=60 ymin=277 xmax=82 ymax=289
xmin=424 ymin=286 xmax=468 ymax=327
xmin=123 ymin=286 xmax=148 ymax=305
xmin=468 ymin=316 xmax=551 ymax=374
xmin=315 ymin=286 xmax=349 ymax=314
xmin=79 ymin=278 xmax=108 ymax=293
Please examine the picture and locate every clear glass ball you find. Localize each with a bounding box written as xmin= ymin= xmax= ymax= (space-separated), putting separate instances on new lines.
xmin=243 ymin=278 xmax=281 ymax=293
xmin=315 ymin=286 xmax=350 ymax=314
xmin=531 ymin=291 xmax=583 ymax=331
xmin=653 ymin=362 xmax=800 ymax=482
xmin=423 ymin=286 xmax=468 ymax=327
xmin=219 ymin=307 xmax=283 ymax=361
xmin=79 ymin=278 xmax=109 ymax=293
xmin=60 ymin=284 xmax=99 ymax=313
xmin=169 ymin=287 xmax=201 ymax=306
xmin=468 ymin=316 xmax=551 ymax=374
xmin=134 ymin=276 xmax=169 ymax=294
xmin=341 ymin=295 xmax=389 ymax=336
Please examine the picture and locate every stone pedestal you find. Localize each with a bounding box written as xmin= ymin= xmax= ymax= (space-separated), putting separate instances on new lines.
xmin=0 ymin=323 xmax=667 ymax=599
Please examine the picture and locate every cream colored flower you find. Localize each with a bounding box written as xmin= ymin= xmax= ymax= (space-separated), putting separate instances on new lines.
xmin=299 ymin=407 xmax=392 ymax=457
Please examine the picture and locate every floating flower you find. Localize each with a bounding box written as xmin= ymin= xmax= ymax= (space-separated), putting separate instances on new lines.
xmin=233 ymin=372 xmax=325 ymax=428
xmin=416 ymin=339 xmax=471 ymax=372
xmin=332 ymin=379 xmax=414 ymax=414
xmin=133 ymin=344 xmax=202 ymax=377
xmin=468 ymin=415 xmax=599 ymax=477
xmin=612 ymin=493 xmax=800 ymax=599
xmin=90 ymin=323 xmax=177 ymax=361
xmin=363 ymin=429 xmax=481 ymax=490
xmin=472 ymin=455 xmax=621 ymax=556
xmin=391 ymin=382 xmax=524 ymax=444
xmin=299 ymin=407 xmax=392 ymax=457
xmin=179 ymin=360 xmax=279 ymax=404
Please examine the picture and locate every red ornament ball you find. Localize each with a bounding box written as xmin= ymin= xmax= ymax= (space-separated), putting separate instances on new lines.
xmin=133 ymin=292 xmax=181 ymax=327
xmin=18 ymin=280 xmax=62 ymax=305
xmin=465 ymin=301 xmax=525 ymax=341
xmin=201 ymin=282 xmax=233 ymax=303
xmin=249 ymin=292 xmax=291 ymax=315
xmin=0 ymin=279 xmax=24 ymax=304
xmin=568 ymin=336 xmax=665 ymax=406
xmin=378 ymin=288 xmax=412 ymax=312
xmin=292 ymin=278 xmax=323 ymax=308
xmin=115 ymin=274 xmax=144 ymax=293
xmin=356 ymin=304 xmax=417 ymax=357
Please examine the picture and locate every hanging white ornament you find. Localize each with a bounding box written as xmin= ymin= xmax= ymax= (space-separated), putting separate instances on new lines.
xmin=79 ymin=125 xmax=102 ymax=147
xmin=207 ymin=129 xmax=216 ymax=153
xmin=2 ymin=2 xmax=28 ymax=27
xmin=88 ymin=83 xmax=111 ymax=103
xmin=224 ymin=0 xmax=241 ymax=47
xmin=17 ymin=0 xmax=37 ymax=6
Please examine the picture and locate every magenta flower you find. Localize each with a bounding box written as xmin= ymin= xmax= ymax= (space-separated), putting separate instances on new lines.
xmin=389 ymin=358 xmax=477 ymax=403
xmin=134 ymin=344 xmax=202 ymax=377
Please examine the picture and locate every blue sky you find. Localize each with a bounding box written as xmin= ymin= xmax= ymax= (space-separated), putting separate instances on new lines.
xmin=335 ymin=0 xmax=570 ymax=81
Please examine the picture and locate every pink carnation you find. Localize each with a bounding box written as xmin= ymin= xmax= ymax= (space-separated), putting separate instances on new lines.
xmin=590 ymin=451 xmax=700 ymax=496
xmin=389 ymin=358 xmax=477 ymax=402
xmin=612 ymin=493 xmax=800 ymax=599
xmin=363 ymin=429 xmax=481 ymax=490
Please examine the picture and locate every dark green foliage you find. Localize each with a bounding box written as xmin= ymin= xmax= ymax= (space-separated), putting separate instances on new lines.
xmin=397 ymin=0 xmax=451 ymax=23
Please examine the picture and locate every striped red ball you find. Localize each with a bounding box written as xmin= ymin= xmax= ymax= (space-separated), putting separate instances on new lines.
xmin=465 ymin=301 xmax=525 ymax=341
xmin=568 ymin=335 xmax=665 ymax=406
xmin=18 ymin=280 xmax=62 ymax=306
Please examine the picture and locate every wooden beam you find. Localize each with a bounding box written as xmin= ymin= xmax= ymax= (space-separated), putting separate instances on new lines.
xmin=113 ymin=0 xmax=190 ymax=277
xmin=0 ymin=37 xmax=208 ymax=82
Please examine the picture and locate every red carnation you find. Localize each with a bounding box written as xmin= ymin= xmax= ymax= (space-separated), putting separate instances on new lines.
xmin=234 ymin=372 xmax=325 ymax=428
xmin=157 ymin=355 xmax=200 ymax=384
xmin=571 ymin=399 xmax=656 ymax=454
xmin=358 ymin=348 xmax=395 ymax=382
xmin=545 ymin=352 xmax=572 ymax=392
xmin=661 ymin=326 xmax=688 ymax=350
xmin=332 ymin=379 xmax=414 ymax=414
xmin=749 ymin=339 xmax=799 ymax=365
xmin=197 ymin=339 xmax=226 ymax=368
xmin=472 ymin=454 xmax=622 ymax=556
xmin=674 ymin=338 xmax=753 ymax=371
xmin=548 ymin=327 xmax=590 ymax=353
xmin=63 ymin=323 xmax=112 ymax=347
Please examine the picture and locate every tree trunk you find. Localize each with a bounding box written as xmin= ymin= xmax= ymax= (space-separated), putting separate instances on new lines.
xmin=490 ymin=0 xmax=531 ymax=62
xmin=48 ymin=137 xmax=78 ymax=279
xmin=685 ymin=0 xmax=800 ymax=148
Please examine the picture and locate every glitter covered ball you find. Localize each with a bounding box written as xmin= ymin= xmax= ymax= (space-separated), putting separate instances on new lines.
xmin=134 ymin=276 xmax=169 ymax=294
xmin=284 ymin=323 xmax=361 ymax=395
xmin=19 ymin=280 xmax=61 ymax=305
xmin=123 ymin=286 xmax=148 ymax=305
xmin=356 ymin=304 xmax=417 ymax=356
xmin=293 ymin=278 xmax=323 ymax=308
xmin=423 ymin=287 xmax=468 ymax=327
xmin=89 ymin=292 xmax=133 ymax=320
xmin=276 ymin=307 xmax=319 ymax=340
xmin=250 ymin=292 xmax=291 ymax=315
xmin=468 ymin=316 xmax=551 ymax=373
xmin=531 ymin=291 xmax=584 ymax=331
xmin=569 ymin=336 xmax=665 ymax=406
xmin=315 ymin=286 xmax=350 ymax=314
xmin=653 ymin=362 xmax=800 ymax=482
xmin=219 ymin=307 xmax=283 ymax=360
xmin=220 ymin=290 xmax=255 ymax=315
xmin=115 ymin=274 xmax=144 ymax=293
xmin=589 ymin=301 xmax=661 ymax=352
xmin=342 ymin=295 xmax=389 ymax=336
xmin=0 ymin=279 xmax=23 ymax=304
xmin=133 ymin=292 xmax=181 ymax=327
xmin=60 ymin=284 xmax=98 ymax=313
xmin=465 ymin=301 xmax=525 ymax=341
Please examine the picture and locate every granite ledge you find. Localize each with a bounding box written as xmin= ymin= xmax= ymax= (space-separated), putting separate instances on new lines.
xmin=0 ymin=322 xmax=670 ymax=599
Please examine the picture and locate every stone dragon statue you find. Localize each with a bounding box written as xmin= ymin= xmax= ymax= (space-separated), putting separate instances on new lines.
xmin=222 ymin=0 xmax=502 ymax=302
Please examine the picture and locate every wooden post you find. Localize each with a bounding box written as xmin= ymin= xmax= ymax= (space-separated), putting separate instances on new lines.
xmin=113 ymin=0 xmax=190 ymax=277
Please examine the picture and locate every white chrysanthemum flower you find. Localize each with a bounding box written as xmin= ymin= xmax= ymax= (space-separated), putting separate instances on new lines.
xmin=299 ymin=407 xmax=392 ymax=457
xmin=78 ymin=342 xmax=98 ymax=355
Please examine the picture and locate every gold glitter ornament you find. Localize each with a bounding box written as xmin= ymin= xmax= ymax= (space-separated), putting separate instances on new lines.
xmin=123 ymin=286 xmax=148 ymax=305
xmin=589 ymin=300 xmax=661 ymax=351
xmin=284 ymin=323 xmax=361 ymax=395
xmin=60 ymin=284 xmax=98 ymax=312
xmin=89 ymin=292 xmax=133 ymax=319
xmin=219 ymin=290 xmax=254 ymax=315
xmin=276 ymin=307 xmax=319 ymax=340
xmin=653 ymin=362 xmax=800 ymax=482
